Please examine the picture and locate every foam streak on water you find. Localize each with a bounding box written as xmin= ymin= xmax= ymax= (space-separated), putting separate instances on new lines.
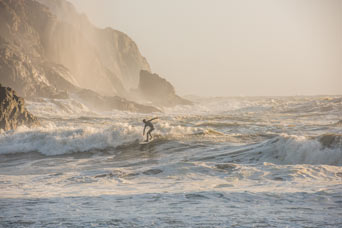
xmin=0 ymin=96 xmax=342 ymax=227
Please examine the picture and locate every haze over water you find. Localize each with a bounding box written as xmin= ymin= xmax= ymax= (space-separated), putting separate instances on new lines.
xmin=71 ymin=0 xmax=342 ymax=96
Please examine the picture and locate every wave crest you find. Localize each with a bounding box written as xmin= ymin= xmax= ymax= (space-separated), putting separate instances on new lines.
xmin=0 ymin=123 xmax=141 ymax=156
xmin=256 ymin=134 xmax=342 ymax=166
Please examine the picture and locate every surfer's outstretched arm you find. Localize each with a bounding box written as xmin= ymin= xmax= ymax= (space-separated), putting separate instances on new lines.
xmin=148 ymin=117 xmax=158 ymax=122
xmin=143 ymin=125 xmax=146 ymax=135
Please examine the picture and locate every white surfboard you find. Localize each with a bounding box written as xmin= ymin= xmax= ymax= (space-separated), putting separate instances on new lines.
xmin=139 ymin=139 xmax=154 ymax=144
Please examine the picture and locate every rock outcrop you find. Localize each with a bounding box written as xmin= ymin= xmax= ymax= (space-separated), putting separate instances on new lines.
xmin=138 ymin=70 xmax=192 ymax=107
xmin=0 ymin=84 xmax=39 ymax=131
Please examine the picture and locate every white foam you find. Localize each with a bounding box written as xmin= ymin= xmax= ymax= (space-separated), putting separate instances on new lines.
xmin=2 ymin=96 xmax=341 ymax=160
xmin=0 ymin=123 xmax=141 ymax=156
xmin=0 ymin=115 xmax=208 ymax=156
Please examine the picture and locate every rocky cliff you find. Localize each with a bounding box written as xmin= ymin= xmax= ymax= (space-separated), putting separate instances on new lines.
xmin=0 ymin=0 xmax=190 ymax=113
xmin=0 ymin=0 xmax=150 ymax=97
xmin=36 ymin=0 xmax=152 ymax=95
xmin=0 ymin=84 xmax=39 ymax=131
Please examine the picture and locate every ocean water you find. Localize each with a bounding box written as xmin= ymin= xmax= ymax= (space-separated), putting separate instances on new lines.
xmin=0 ymin=96 xmax=341 ymax=227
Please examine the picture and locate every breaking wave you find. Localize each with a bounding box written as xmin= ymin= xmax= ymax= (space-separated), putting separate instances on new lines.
xmin=0 ymin=120 xmax=202 ymax=156
xmin=0 ymin=124 xmax=141 ymax=156
xmin=254 ymin=134 xmax=342 ymax=166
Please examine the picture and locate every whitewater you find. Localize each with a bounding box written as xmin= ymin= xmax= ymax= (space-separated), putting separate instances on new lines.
xmin=0 ymin=96 xmax=341 ymax=227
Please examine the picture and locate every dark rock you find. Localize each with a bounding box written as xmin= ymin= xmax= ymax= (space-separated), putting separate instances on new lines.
xmin=0 ymin=84 xmax=39 ymax=131
xmin=138 ymin=70 xmax=192 ymax=107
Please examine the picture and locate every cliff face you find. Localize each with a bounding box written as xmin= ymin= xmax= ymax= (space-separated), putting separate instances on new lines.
xmin=0 ymin=0 xmax=190 ymax=113
xmin=0 ymin=0 xmax=57 ymax=98
xmin=0 ymin=84 xmax=39 ymax=131
xmin=0 ymin=43 xmax=70 ymax=99
xmin=0 ymin=0 xmax=150 ymax=98
xmin=37 ymin=0 xmax=151 ymax=95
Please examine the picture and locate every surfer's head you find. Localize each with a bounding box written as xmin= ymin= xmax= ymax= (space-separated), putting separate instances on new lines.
xmin=143 ymin=119 xmax=146 ymax=123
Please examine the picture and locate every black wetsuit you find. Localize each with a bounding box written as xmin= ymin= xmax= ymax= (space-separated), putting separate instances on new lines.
xmin=143 ymin=118 xmax=157 ymax=142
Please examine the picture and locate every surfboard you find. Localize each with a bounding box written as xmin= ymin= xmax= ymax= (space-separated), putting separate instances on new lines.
xmin=139 ymin=139 xmax=154 ymax=144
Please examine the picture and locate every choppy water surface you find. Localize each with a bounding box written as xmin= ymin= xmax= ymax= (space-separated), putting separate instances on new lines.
xmin=0 ymin=96 xmax=341 ymax=227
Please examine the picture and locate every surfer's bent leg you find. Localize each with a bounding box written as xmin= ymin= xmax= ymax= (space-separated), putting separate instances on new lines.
xmin=147 ymin=128 xmax=154 ymax=141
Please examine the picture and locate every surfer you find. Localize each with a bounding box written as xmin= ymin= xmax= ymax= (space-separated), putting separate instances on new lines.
xmin=143 ymin=117 xmax=158 ymax=142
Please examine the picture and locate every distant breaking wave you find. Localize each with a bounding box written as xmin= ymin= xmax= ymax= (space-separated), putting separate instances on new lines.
xmin=248 ymin=134 xmax=342 ymax=166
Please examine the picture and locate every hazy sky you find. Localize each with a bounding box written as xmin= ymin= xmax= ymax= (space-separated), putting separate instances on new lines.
xmin=70 ymin=0 xmax=342 ymax=96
